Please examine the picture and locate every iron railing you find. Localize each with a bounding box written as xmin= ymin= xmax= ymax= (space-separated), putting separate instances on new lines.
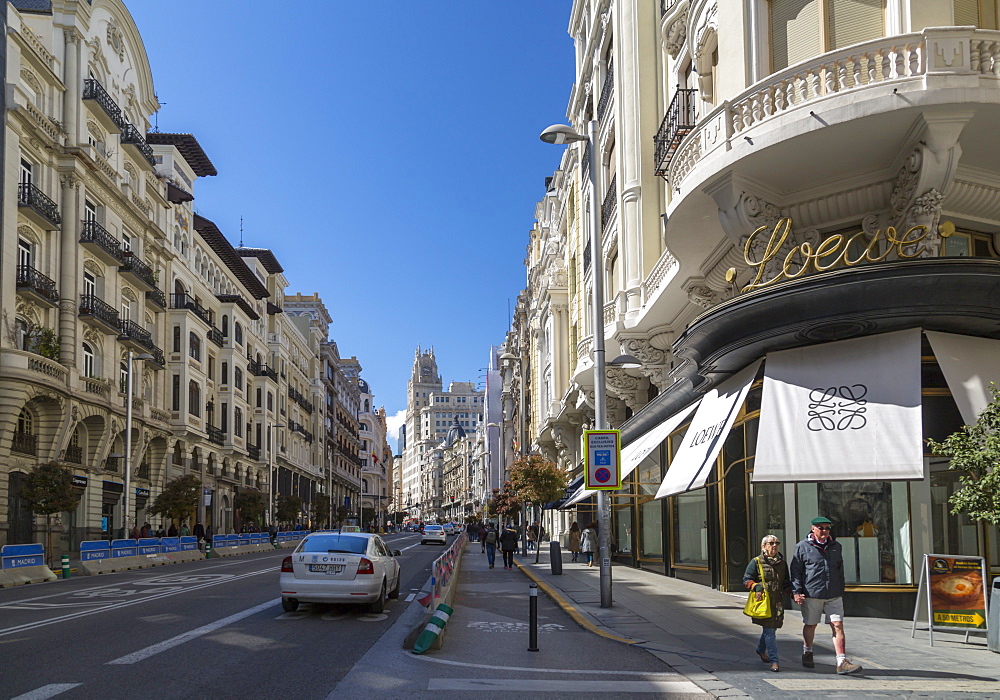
xmin=79 ymin=293 xmax=120 ymax=329
xmin=82 ymin=78 xmax=126 ymax=130
xmin=602 ymin=174 xmax=617 ymax=231
xmin=207 ymin=425 xmax=225 ymax=445
xmin=65 ymin=444 xmax=84 ymax=464
xmin=598 ymin=60 xmax=614 ymax=122
xmin=136 ymin=462 xmax=151 ymax=480
xmin=119 ymin=319 xmax=154 ymax=350
xmin=208 ymin=326 xmax=224 ymax=347
xmin=121 ymin=123 xmax=156 ymax=167
xmin=18 ymin=183 xmax=61 ymax=226
xmin=247 ymin=444 xmax=260 ymax=460
xmin=12 ymin=432 xmax=37 ymax=455
xmin=145 ymin=288 xmax=167 ymax=309
xmin=80 ymin=220 xmax=125 ymax=262
xmin=247 ymin=358 xmax=277 ymax=381
xmin=16 ymin=265 xmax=59 ymax=304
xmin=121 ymin=252 xmax=157 ymax=288
xmin=654 ymin=88 xmax=698 ymax=177
xmin=170 ymin=293 xmax=213 ymax=325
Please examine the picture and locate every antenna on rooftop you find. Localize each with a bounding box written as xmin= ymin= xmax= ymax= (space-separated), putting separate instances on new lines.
xmin=239 ymin=216 xmax=244 ymax=247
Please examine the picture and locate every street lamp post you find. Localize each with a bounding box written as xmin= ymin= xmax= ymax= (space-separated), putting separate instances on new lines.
xmin=121 ymin=350 xmax=154 ymax=538
xmin=269 ymin=423 xmax=285 ymax=528
xmin=540 ymin=120 xmax=613 ymax=608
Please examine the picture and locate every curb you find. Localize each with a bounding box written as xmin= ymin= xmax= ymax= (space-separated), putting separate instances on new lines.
xmin=513 ymin=557 xmax=640 ymax=646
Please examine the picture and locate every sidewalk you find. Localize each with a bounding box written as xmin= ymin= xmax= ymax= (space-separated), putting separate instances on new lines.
xmin=512 ymin=545 xmax=1000 ymax=698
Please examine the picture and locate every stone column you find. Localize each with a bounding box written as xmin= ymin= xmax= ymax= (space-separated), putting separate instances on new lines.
xmin=62 ymin=29 xmax=81 ymax=146
xmin=58 ymin=173 xmax=80 ymax=366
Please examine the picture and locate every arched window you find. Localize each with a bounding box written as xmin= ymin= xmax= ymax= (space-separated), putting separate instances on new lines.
xmin=234 ymin=322 xmax=243 ymax=346
xmin=221 ymin=315 xmax=229 ymax=338
xmin=234 ymin=366 xmax=243 ymax=387
xmin=17 ymin=408 xmax=33 ymax=435
xmin=82 ymin=343 xmax=95 ymax=377
xmin=189 ymin=332 xmax=201 ymax=361
xmin=188 ymin=380 xmax=201 ymax=416
xmin=234 ymin=408 xmax=243 ymax=437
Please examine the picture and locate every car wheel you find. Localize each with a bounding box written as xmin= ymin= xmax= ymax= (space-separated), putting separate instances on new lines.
xmin=388 ymin=573 xmax=400 ymax=599
xmin=369 ymin=580 xmax=386 ymax=613
xmin=281 ymin=597 xmax=299 ymax=612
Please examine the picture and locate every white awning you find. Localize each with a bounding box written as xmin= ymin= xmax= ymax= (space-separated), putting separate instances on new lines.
xmin=655 ymin=360 xmax=763 ymax=499
xmin=925 ymin=331 xmax=1000 ymax=425
xmin=753 ymin=328 xmax=924 ymax=482
xmin=562 ymin=401 xmax=699 ymax=508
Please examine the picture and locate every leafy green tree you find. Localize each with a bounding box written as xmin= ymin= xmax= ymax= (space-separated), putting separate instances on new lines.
xmin=233 ymin=490 xmax=265 ymax=529
xmin=312 ymin=497 xmax=331 ymax=529
xmin=148 ymin=474 xmax=200 ymax=527
xmin=20 ymin=462 xmax=78 ymax=565
xmin=927 ymin=383 xmax=1000 ymax=524
xmin=336 ymin=505 xmax=349 ymax=527
xmin=509 ymin=455 xmax=568 ymax=562
xmin=276 ymin=494 xmax=303 ymax=524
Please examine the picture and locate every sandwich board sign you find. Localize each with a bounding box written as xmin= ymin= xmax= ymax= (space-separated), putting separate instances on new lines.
xmin=911 ymin=553 xmax=988 ymax=646
xmin=584 ymin=430 xmax=621 ymax=490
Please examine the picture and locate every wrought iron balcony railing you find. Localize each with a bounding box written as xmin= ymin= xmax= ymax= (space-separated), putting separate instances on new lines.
xmin=65 ymin=444 xmax=84 ymax=464
xmin=80 ymin=220 xmax=125 ymax=262
xmin=119 ymin=319 xmax=155 ymax=351
xmin=207 ymin=425 xmax=225 ymax=445
xmin=16 ymin=265 xmax=59 ymax=305
xmin=136 ymin=462 xmax=151 ymax=480
xmin=247 ymin=358 xmax=277 ymax=381
xmin=12 ymin=431 xmax=37 ymax=455
xmin=120 ymin=123 xmax=156 ymax=167
xmin=120 ymin=252 xmax=157 ymax=288
xmin=602 ymin=174 xmax=617 ymax=231
xmin=170 ymin=293 xmax=213 ymax=325
xmin=18 ymin=182 xmax=61 ymax=227
xmin=208 ymin=326 xmax=224 ymax=347
xmin=79 ymin=293 xmax=120 ymax=330
xmin=654 ymin=88 xmax=698 ymax=177
xmin=247 ymin=443 xmax=260 ymax=460
xmin=598 ymin=60 xmax=614 ymax=123
xmin=145 ymin=287 xmax=167 ymax=309
xmin=82 ymin=78 xmax=126 ymax=130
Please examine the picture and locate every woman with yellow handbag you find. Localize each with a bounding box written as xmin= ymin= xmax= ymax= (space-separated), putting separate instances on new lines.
xmin=744 ymin=535 xmax=792 ymax=672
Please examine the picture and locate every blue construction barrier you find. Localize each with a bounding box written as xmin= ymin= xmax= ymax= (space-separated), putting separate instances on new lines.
xmin=160 ymin=537 xmax=180 ymax=553
xmin=1 ymin=543 xmax=45 ymax=569
xmin=137 ymin=538 xmax=160 ymax=555
xmin=180 ymin=536 xmax=198 ymax=551
xmin=111 ymin=539 xmax=138 ymax=557
xmin=80 ymin=541 xmax=111 ymax=561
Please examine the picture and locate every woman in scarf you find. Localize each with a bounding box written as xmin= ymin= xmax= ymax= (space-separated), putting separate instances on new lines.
xmin=744 ymin=534 xmax=792 ymax=672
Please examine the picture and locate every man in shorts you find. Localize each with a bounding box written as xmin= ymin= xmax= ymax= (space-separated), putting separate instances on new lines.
xmin=790 ymin=516 xmax=862 ymax=675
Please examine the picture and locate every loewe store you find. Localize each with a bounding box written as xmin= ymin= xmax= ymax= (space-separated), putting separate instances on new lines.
xmin=565 ymin=222 xmax=1000 ymax=619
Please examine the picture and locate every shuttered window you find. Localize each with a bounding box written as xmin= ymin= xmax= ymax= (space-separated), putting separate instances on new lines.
xmin=953 ymin=0 xmax=981 ymax=26
xmin=771 ymin=0 xmax=822 ymax=71
xmin=828 ymin=0 xmax=884 ymax=49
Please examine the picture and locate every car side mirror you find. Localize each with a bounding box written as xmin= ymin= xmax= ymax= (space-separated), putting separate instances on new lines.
xmin=392 ymin=550 xmax=402 ymax=557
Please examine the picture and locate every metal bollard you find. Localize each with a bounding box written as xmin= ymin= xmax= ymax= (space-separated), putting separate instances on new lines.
xmin=61 ymin=554 xmax=70 ymax=579
xmin=528 ymin=583 xmax=539 ymax=652
xmin=205 ymin=541 xmax=212 ymax=558
xmin=549 ymin=541 xmax=563 ymax=575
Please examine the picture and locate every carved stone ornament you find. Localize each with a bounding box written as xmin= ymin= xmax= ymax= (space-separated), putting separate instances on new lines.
xmin=106 ymin=19 xmax=125 ymax=59
xmin=64 ymin=28 xmax=80 ymax=45
xmin=890 ymin=149 xmax=922 ymax=221
xmin=60 ymin=172 xmax=81 ymax=189
xmin=686 ymin=283 xmax=717 ymax=309
xmin=664 ymin=12 xmax=688 ymax=59
xmin=622 ymin=337 xmax=666 ymax=365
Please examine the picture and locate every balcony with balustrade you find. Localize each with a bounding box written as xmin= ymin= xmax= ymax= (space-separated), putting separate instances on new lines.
xmin=118 ymin=320 xmax=164 ymax=369
xmin=16 ymin=265 xmax=59 ymax=307
xmin=79 ymin=293 xmax=121 ymax=335
xmin=654 ymin=87 xmax=697 ymax=178
xmin=121 ymin=123 xmax=156 ymax=168
xmin=120 ymin=252 xmax=157 ymax=291
xmin=82 ymin=78 xmax=126 ymax=132
xmin=170 ymin=293 xmax=212 ymax=326
xmin=207 ymin=425 xmax=225 ymax=446
xmin=145 ymin=287 xmax=167 ymax=310
xmin=248 ymin=358 xmax=277 ymax=381
xmin=208 ymin=326 xmax=224 ymax=347
xmin=18 ymin=183 xmax=61 ymax=229
xmin=12 ymin=431 xmax=37 ymax=455
xmin=65 ymin=444 xmax=84 ymax=465
xmin=80 ymin=220 xmax=125 ymax=265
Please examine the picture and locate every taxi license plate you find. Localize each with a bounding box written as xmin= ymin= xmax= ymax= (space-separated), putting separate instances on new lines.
xmin=309 ymin=564 xmax=344 ymax=574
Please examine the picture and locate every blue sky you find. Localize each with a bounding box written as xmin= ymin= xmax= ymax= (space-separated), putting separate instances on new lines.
xmin=126 ymin=2 xmax=575 ymax=447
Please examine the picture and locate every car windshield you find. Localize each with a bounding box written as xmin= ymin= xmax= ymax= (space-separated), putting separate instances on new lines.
xmin=300 ymin=535 xmax=368 ymax=554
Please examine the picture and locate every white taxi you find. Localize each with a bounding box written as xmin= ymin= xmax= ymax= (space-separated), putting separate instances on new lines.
xmin=279 ymin=532 xmax=401 ymax=613
xmin=421 ymin=524 xmax=447 ymax=545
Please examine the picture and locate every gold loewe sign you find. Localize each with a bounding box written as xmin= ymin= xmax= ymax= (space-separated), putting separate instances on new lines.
xmin=741 ymin=218 xmax=930 ymax=291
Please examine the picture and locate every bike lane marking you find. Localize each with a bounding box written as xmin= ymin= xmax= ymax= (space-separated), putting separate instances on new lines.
xmin=105 ymin=599 xmax=280 ymax=665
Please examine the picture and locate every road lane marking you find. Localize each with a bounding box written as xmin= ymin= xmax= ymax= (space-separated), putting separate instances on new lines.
xmin=106 ymin=599 xmax=280 ymax=664
xmin=10 ymin=684 xmax=82 ymax=700
xmin=405 ymin=593 xmax=416 ymax=602
xmin=412 ymin=655 xmax=689 ymax=677
xmin=427 ymin=679 xmax=704 ymax=693
xmin=0 ymin=567 xmax=276 ymax=638
xmin=765 ymin=679 xmax=1000 ymax=693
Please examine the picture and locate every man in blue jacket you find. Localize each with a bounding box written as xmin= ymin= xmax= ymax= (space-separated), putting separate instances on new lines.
xmin=790 ymin=516 xmax=862 ymax=675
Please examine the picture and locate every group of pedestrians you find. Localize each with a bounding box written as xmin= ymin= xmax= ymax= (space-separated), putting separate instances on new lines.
xmin=743 ymin=515 xmax=862 ymax=675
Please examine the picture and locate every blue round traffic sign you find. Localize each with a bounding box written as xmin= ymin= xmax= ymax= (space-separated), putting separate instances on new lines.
xmin=595 ymin=467 xmax=611 ymax=483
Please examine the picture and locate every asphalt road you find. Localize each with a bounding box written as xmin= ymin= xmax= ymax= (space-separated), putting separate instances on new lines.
xmin=0 ymin=533 xmax=438 ymax=700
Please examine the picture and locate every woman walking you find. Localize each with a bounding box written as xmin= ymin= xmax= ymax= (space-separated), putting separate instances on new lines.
xmin=744 ymin=534 xmax=792 ymax=672
xmin=580 ymin=522 xmax=598 ymax=567
xmin=567 ymin=522 xmax=582 ymax=563
xmin=498 ymin=523 xmax=520 ymax=570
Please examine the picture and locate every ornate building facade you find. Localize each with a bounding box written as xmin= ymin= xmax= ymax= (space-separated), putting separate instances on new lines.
xmin=517 ymin=0 xmax=1000 ymax=617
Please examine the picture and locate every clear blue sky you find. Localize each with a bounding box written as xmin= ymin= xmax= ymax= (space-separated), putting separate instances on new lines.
xmin=127 ymin=2 xmax=575 ymax=444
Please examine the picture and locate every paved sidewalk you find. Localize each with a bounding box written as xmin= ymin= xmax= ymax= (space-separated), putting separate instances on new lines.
xmin=513 ymin=546 xmax=1000 ymax=698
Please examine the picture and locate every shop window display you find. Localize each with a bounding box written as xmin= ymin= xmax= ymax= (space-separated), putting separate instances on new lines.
xmin=638 ymin=462 xmax=663 ymax=558
xmin=673 ymin=489 xmax=709 ymax=567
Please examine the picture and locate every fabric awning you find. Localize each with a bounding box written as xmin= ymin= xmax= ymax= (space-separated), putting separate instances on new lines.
xmin=655 ymin=360 xmax=763 ymax=499
xmin=925 ymin=331 xmax=1000 ymax=425
xmin=753 ymin=328 xmax=924 ymax=482
xmin=561 ymin=401 xmax=699 ymax=508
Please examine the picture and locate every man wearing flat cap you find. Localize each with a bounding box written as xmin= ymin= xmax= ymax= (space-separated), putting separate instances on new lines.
xmin=790 ymin=516 xmax=862 ymax=675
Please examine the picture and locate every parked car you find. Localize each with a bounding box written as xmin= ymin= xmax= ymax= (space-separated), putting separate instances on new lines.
xmin=279 ymin=532 xmax=402 ymax=613
xmin=421 ymin=524 xmax=447 ymax=545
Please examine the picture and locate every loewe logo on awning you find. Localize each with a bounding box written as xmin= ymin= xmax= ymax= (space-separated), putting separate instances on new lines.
xmin=807 ymin=385 xmax=868 ymax=431
xmin=737 ymin=218 xmax=931 ymax=291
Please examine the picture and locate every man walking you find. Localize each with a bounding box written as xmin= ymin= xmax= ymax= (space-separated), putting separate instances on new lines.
xmin=790 ymin=516 xmax=862 ymax=675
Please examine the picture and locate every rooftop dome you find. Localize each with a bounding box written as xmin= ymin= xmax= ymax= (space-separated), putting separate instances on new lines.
xmin=445 ymin=418 xmax=467 ymax=447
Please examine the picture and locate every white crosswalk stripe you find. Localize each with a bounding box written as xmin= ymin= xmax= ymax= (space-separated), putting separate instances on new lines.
xmin=427 ymin=679 xmax=706 ymax=693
